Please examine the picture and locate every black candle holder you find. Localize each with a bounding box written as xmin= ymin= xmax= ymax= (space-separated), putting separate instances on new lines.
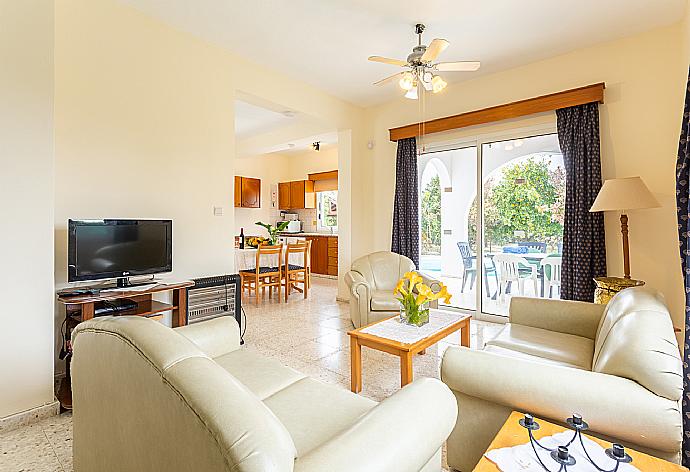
xmin=518 ymin=413 xmax=633 ymax=472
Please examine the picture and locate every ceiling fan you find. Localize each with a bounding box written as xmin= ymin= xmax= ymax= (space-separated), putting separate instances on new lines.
xmin=368 ymin=23 xmax=480 ymax=99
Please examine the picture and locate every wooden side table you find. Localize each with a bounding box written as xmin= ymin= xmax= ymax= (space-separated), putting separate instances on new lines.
xmin=474 ymin=411 xmax=687 ymax=471
xmin=347 ymin=310 xmax=471 ymax=393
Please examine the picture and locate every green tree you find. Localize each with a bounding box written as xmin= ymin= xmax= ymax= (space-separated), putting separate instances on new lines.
xmin=421 ymin=175 xmax=441 ymax=255
xmin=468 ymin=157 xmax=565 ymax=251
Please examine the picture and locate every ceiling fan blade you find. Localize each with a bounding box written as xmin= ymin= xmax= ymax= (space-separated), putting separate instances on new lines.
xmin=368 ymin=56 xmax=408 ymax=67
xmin=373 ymin=72 xmax=403 ymax=86
xmin=421 ymin=39 xmax=449 ymax=62
xmin=436 ymin=61 xmax=481 ymax=72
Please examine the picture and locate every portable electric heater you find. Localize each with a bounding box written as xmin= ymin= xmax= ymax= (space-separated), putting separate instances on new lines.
xmin=186 ymin=275 xmax=243 ymax=342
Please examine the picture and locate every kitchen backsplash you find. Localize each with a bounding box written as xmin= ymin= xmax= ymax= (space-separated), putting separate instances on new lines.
xmin=293 ymin=208 xmax=317 ymax=232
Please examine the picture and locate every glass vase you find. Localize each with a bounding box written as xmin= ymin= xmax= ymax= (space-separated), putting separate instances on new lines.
xmin=399 ymin=302 xmax=430 ymax=327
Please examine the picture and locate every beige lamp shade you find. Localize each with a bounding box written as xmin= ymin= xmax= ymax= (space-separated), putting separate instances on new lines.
xmin=589 ymin=176 xmax=660 ymax=212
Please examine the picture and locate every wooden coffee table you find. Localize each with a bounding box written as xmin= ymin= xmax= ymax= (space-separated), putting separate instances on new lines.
xmin=347 ymin=309 xmax=471 ymax=393
xmin=474 ymin=411 xmax=687 ymax=471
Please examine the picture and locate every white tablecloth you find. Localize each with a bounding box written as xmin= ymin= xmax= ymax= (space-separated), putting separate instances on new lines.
xmin=360 ymin=309 xmax=466 ymax=344
xmin=235 ymin=248 xmax=307 ymax=271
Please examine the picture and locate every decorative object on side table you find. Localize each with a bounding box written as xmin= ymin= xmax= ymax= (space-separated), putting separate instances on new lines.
xmin=394 ymin=271 xmax=451 ymax=326
xmin=255 ymin=220 xmax=289 ymax=245
xmin=518 ymin=413 xmax=632 ymax=471
xmin=593 ymin=276 xmax=644 ymax=304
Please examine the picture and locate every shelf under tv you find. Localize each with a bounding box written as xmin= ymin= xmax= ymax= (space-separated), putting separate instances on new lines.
xmin=56 ymin=280 xmax=194 ymax=410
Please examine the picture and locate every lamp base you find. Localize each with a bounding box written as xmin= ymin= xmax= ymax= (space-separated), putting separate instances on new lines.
xmin=593 ymin=276 xmax=644 ymax=304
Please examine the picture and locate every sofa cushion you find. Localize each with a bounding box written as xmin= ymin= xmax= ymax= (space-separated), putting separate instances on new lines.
xmin=214 ymin=348 xmax=306 ymax=400
xmin=482 ymin=344 xmax=589 ymax=370
xmin=485 ymin=324 xmax=594 ymax=370
xmin=264 ymin=377 xmax=375 ymax=457
xmin=592 ymin=287 xmax=682 ymax=401
xmin=370 ymin=290 xmax=400 ymax=311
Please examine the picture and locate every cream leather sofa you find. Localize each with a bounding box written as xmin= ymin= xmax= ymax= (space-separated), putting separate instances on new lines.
xmin=441 ymin=287 xmax=682 ymax=471
xmin=71 ymin=315 xmax=457 ymax=472
xmin=345 ymin=251 xmax=441 ymax=328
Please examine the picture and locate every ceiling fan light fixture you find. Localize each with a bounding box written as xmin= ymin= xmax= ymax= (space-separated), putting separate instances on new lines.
xmin=431 ymin=75 xmax=447 ymax=93
xmin=404 ymin=84 xmax=418 ymax=100
xmin=399 ymin=72 xmax=414 ymax=91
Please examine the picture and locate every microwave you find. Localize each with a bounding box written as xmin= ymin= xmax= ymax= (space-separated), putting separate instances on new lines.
xmin=281 ymin=220 xmax=302 ymax=233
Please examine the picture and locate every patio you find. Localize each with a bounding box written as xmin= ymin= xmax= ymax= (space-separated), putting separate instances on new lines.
xmin=418 ymin=134 xmax=565 ymax=317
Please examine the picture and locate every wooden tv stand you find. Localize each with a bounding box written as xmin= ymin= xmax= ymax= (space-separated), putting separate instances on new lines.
xmin=56 ymin=280 xmax=193 ymax=409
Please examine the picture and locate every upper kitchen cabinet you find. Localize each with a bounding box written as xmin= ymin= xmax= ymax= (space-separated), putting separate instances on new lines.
xmin=279 ymin=180 xmax=315 ymax=210
xmin=234 ymin=176 xmax=261 ymax=208
xmin=278 ymin=182 xmax=291 ymax=210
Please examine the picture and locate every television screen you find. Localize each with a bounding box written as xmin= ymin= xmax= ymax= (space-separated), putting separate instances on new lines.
xmin=68 ymin=219 xmax=172 ymax=282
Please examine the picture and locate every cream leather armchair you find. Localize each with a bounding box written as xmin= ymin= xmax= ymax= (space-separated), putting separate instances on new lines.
xmin=71 ymin=315 xmax=457 ymax=471
xmin=440 ymin=287 xmax=683 ymax=471
xmin=345 ymin=251 xmax=441 ymax=328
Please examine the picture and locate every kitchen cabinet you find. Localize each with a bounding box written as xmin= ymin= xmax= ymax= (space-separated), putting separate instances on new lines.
xmin=235 ymin=176 xmax=261 ymax=208
xmin=234 ymin=176 xmax=242 ymax=208
xmin=305 ymin=235 xmax=337 ymax=275
xmin=278 ymin=182 xmax=291 ymax=210
xmin=327 ymin=237 xmax=338 ymax=276
xmin=278 ymin=180 xmax=315 ymax=210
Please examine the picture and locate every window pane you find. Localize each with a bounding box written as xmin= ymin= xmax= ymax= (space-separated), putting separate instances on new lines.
xmin=418 ymin=147 xmax=477 ymax=311
xmin=481 ymin=134 xmax=564 ymax=316
xmin=317 ymin=191 xmax=338 ymax=231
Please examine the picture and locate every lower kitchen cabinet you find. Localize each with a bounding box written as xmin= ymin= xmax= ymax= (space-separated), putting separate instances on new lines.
xmin=305 ymin=236 xmax=337 ymax=275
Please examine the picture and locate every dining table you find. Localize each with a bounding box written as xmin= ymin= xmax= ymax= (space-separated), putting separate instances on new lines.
xmin=235 ymin=246 xmax=307 ymax=272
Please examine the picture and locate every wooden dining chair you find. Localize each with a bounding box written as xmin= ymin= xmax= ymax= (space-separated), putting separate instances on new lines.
xmin=283 ymin=240 xmax=310 ymax=301
xmin=239 ymin=244 xmax=283 ymax=305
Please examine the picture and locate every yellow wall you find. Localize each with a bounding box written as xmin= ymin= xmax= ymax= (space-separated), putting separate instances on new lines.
xmin=52 ymin=0 xmax=367 ymax=377
xmin=363 ymin=23 xmax=689 ymax=328
xmin=284 ymin=146 xmax=339 ymax=182
xmin=0 ymin=0 xmax=56 ymax=418
xmin=55 ymin=0 xmax=236 ymax=286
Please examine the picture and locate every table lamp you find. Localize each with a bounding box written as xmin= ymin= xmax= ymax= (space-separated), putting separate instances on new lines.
xmin=589 ymin=176 xmax=660 ymax=279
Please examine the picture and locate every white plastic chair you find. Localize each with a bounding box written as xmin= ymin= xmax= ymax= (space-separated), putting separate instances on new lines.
xmin=541 ymin=256 xmax=562 ymax=298
xmin=493 ymin=253 xmax=538 ymax=302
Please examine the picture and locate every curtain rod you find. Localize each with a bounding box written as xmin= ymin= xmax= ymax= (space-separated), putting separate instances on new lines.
xmin=389 ymin=83 xmax=605 ymax=142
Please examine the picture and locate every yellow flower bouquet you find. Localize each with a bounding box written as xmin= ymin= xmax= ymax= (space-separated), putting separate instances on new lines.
xmin=394 ymin=271 xmax=452 ymax=326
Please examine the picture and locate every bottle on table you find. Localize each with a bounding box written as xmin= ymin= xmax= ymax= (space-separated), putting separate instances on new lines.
xmin=239 ymin=228 xmax=245 ymax=249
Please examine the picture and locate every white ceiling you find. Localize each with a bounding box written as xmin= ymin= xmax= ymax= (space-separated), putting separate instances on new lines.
xmin=234 ymin=99 xmax=294 ymax=139
xmin=119 ymin=0 xmax=686 ymax=106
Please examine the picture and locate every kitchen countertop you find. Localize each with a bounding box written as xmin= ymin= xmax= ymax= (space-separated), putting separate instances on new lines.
xmin=279 ymin=232 xmax=338 ymax=237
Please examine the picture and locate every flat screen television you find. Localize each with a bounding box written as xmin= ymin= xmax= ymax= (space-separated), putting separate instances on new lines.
xmin=68 ymin=219 xmax=172 ymax=287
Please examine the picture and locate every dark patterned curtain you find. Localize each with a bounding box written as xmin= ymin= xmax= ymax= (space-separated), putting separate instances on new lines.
xmin=391 ymin=137 xmax=420 ymax=267
xmin=676 ymin=67 xmax=690 ymax=467
xmin=556 ymin=103 xmax=607 ymax=301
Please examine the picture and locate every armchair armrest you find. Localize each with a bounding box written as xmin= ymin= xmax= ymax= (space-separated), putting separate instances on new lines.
xmin=441 ymin=347 xmax=681 ymax=454
xmin=173 ymin=316 xmax=241 ymax=358
xmin=345 ymin=270 xmax=370 ymax=297
xmin=295 ymin=378 xmax=457 ymax=472
xmin=509 ymin=296 xmax=605 ymax=339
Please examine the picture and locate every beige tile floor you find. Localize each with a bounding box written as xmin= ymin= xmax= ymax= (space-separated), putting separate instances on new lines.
xmin=0 ymin=277 xmax=503 ymax=472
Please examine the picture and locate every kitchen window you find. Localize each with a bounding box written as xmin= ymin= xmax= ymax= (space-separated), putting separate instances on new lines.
xmin=317 ymin=191 xmax=338 ymax=232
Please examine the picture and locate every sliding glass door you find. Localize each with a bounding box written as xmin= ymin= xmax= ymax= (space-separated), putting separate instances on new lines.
xmin=418 ymin=146 xmax=477 ymax=311
xmin=419 ymin=130 xmax=564 ymax=318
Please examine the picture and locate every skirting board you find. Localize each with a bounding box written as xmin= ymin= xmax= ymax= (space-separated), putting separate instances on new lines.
xmin=0 ymin=400 xmax=60 ymax=433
